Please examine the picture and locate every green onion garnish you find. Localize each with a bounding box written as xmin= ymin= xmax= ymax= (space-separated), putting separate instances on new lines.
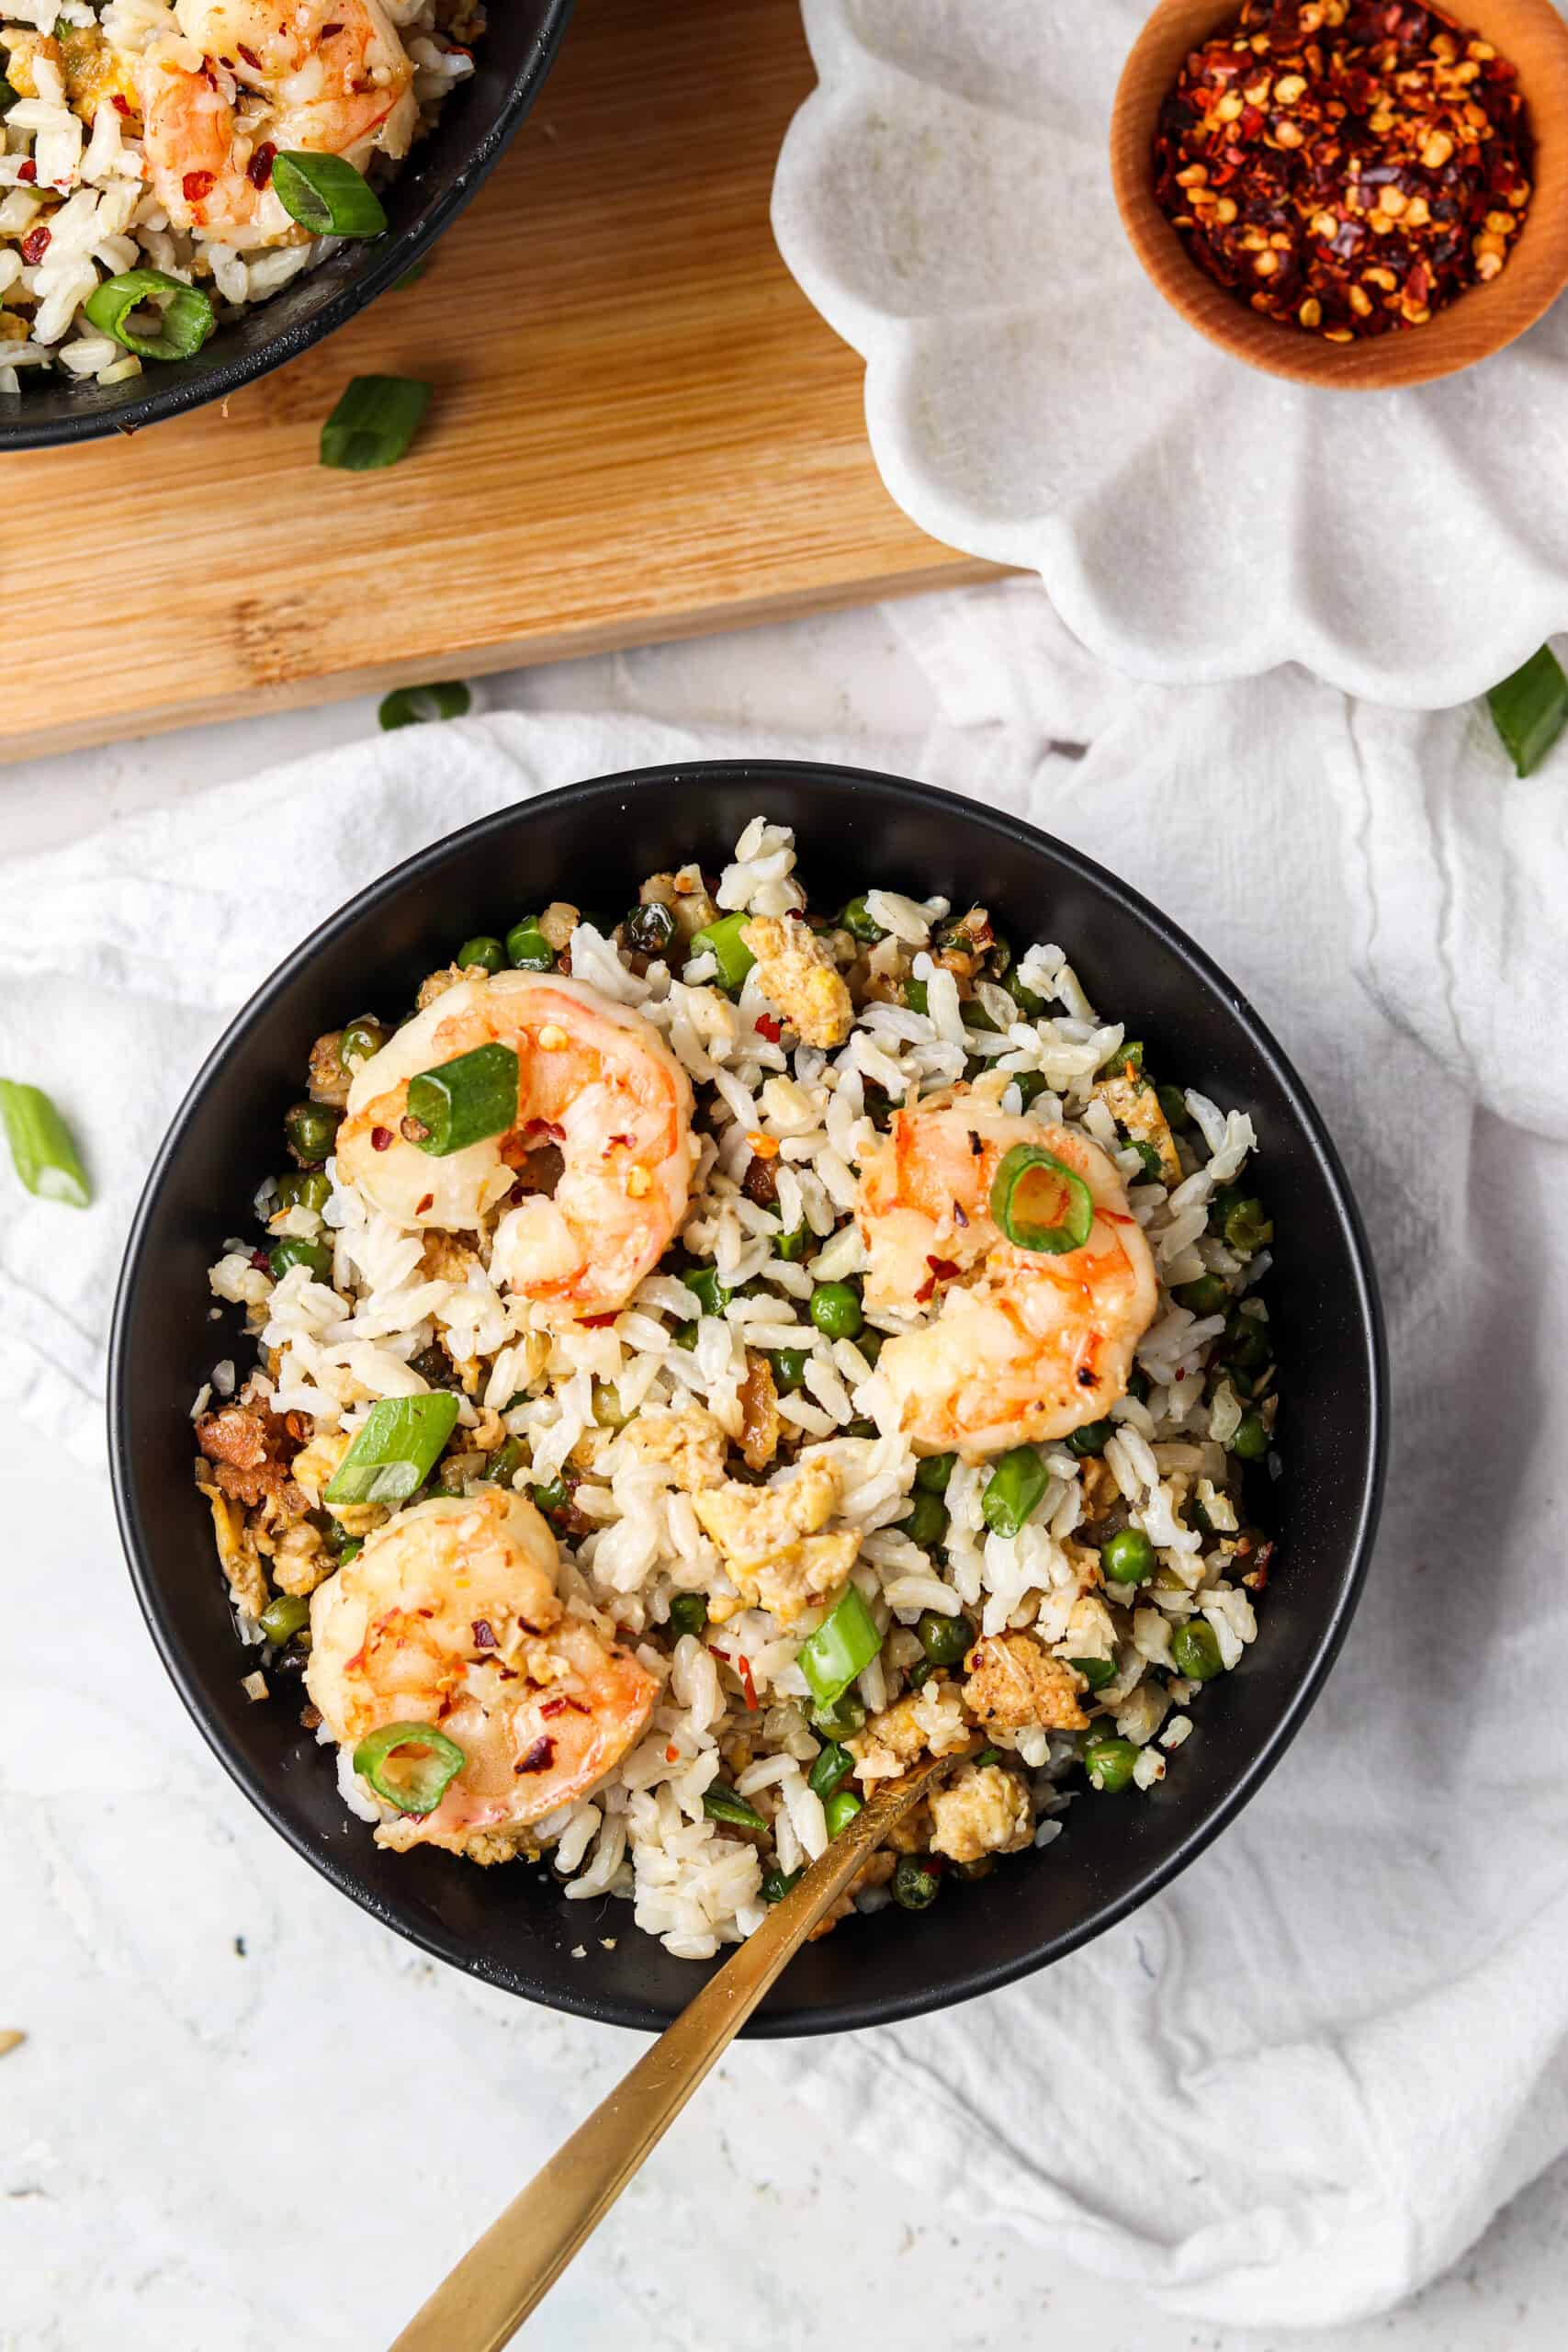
xmin=321 ymin=375 xmax=432 ymax=472
xmin=0 ymin=75 xmax=18 ymax=116
xmin=271 ymin=150 xmax=388 ymax=239
xmin=378 ymin=682 xmax=471 ymax=731
xmin=0 ymin=1080 xmax=90 ymax=1207
xmin=405 ymin=1043 xmax=519 ymax=1157
xmin=352 ymin=1722 xmax=466 ymax=1815
xmin=1487 ymin=645 xmax=1568 ymax=778
xmin=798 ymin=1584 xmax=883 ymax=1707
xmin=323 ymin=1394 xmax=460 ymax=1505
xmin=1069 ymin=1656 xmax=1117 ymax=1692
xmin=702 ymin=1782 xmax=768 ymax=1832
xmin=989 ymin=1143 xmax=1094 ymax=1255
xmin=980 ymin=1445 xmax=1049 ymax=1539
xmin=82 ymin=268 xmax=215 ymax=361
xmin=807 ymin=1741 xmax=854 ymax=1802
xmin=687 ymin=911 xmax=756 ymax=994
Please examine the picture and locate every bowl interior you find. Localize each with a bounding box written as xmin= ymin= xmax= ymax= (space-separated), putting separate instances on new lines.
xmin=108 ymin=763 xmax=1385 ymax=2035
xmin=1111 ymin=0 xmax=1568 ymax=391
xmin=0 ymin=0 xmax=572 ymax=450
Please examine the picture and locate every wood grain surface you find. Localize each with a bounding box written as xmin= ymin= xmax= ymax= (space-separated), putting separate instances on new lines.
xmin=1 ymin=0 xmax=993 ymax=764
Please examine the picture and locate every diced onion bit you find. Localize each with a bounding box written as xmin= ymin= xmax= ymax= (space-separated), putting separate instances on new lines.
xmin=406 ymin=1043 xmax=520 ymax=1157
xmin=271 ymin=149 xmax=389 ymax=238
xmin=352 ymin=1722 xmax=466 ymax=1814
xmin=0 ymin=1080 xmax=91 ymax=1207
xmin=82 ymin=268 xmax=215 ymax=362
xmin=321 ymin=375 xmax=433 ymax=472
xmin=798 ymin=1583 xmax=883 ymax=1706
xmin=1487 ymin=645 xmax=1568 ymax=778
xmin=323 ymin=1394 xmax=459 ymax=1505
xmin=379 ymin=682 xmax=471 ymax=731
xmin=989 ymin=1143 xmax=1094 ymax=1254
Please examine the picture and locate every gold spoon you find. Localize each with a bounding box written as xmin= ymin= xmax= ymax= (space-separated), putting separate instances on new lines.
xmin=387 ymin=1743 xmax=969 ymax=2352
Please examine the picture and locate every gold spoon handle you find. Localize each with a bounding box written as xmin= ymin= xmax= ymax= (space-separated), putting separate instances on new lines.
xmin=387 ymin=1749 xmax=960 ymax=2352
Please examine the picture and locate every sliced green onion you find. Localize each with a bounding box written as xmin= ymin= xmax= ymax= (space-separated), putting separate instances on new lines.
xmin=1487 ymin=645 xmax=1568 ymax=778
xmin=703 ymin=1782 xmax=768 ymax=1832
xmin=839 ymin=895 xmax=886 ymax=945
xmin=798 ymin=1584 xmax=883 ymax=1707
xmin=773 ymin=1222 xmax=808 ymax=1262
xmin=0 ymin=75 xmax=18 ymax=116
xmin=981 ymin=1446 xmax=1048 ymax=1538
xmin=682 ymin=1264 xmax=732 ymax=1318
xmin=989 ymin=1143 xmax=1094 ymax=1254
xmin=687 ymin=911 xmax=756 ymax=993
xmin=258 ymin=1594 xmax=310 ymax=1645
xmin=914 ymin=1451 xmax=955 ymax=1494
xmin=272 ymin=149 xmax=388 ymax=238
xmin=379 ymin=681 xmax=470 ymax=732
xmin=324 ymin=1394 xmax=460 ymax=1505
xmin=761 ymin=1866 xmax=803 ymax=1903
xmin=807 ymin=1742 xmax=854 ymax=1802
xmin=352 ymin=1722 xmax=466 ymax=1815
xmin=809 ymin=1690 xmax=866 ymax=1738
xmin=1069 ymin=1655 xmax=1117 ymax=1692
xmin=321 ymin=374 xmax=432 ymax=472
xmin=903 ymin=978 xmax=929 ymax=1016
xmin=0 ymin=1080 xmax=90 ymax=1207
xmin=406 ymin=1042 xmax=519 ymax=1157
xmin=825 ymin=1788 xmax=863 ymax=1837
xmin=83 ymin=267 xmax=215 ymax=361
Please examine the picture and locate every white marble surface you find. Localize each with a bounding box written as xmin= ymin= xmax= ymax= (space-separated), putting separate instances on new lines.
xmin=4 ymin=604 xmax=1564 ymax=2351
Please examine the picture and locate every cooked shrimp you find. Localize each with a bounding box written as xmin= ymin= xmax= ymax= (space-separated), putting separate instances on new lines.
xmin=138 ymin=0 xmax=416 ymax=243
xmin=335 ymin=970 xmax=695 ymax=1319
xmin=306 ymin=1488 xmax=658 ymax=1858
xmin=856 ymin=1090 xmax=1158 ymax=1460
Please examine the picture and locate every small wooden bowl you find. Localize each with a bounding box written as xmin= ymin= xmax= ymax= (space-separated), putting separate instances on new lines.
xmin=1111 ymin=0 xmax=1568 ymax=390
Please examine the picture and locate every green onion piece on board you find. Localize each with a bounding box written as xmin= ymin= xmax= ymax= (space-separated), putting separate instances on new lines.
xmin=981 ymin=1445 xmax=1049 ymax=1538
xmin=324 ymin=1394 xmax=460 ymax=1505
xmin=1487 ymin=645 xmax=1568 ymax=778
xmin=687 ymin=911 xmax=756 ymax=993
xmin=797 ymin=1584 xmax=883 ymax=1706
xmin=321 ymin=374 xmax=432 ymax=472
xmin=405 ymin=1043 xmax=519 ymax=1156
xmin=0 ymin=1080 xmax=90 ymax=1207
xmin=702 ymin=1783 xmax=768 ymax=1832
xmin=989 ymin=1143 xmax=1094 ymax=1254
xmin=272 ymin=150 xmax=388 ymax=237
xmin=379 ymin=682 xmax=471 ymax=732
xmin=353 ymin=1722 xmax=466 ymax=1814
xmin=82 ymin=268 xmax=215 ymax=361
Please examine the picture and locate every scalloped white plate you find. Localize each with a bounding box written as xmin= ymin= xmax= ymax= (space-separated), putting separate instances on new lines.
xmin=771 ymin=0 xmax=1568 ymax=708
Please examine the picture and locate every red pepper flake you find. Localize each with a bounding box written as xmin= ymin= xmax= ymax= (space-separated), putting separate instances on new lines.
xmin=17 ymin=160 xmax=37 ymax=183
xmin=415 ymin=1193 xmax=434 ymax=1216
xmin=580 ymin=1310 xmax=619 ymax=1329
xmin=928 ymin=1255 xmax=960 ymax=1281
xmin=320 ymin=20 xmax=344 ymax=33
xmin=371 ymin=1126 xmax=392 ymax=1151
xmin=737 ymin=1654 xmax=759 ymax=1712
xmin=665 ymin=1742 xmax=682 ymax=1763
xmin=20 ymin=225 xmax=50 ymax=265
xmin=183 ymin=170 xmax=217 ymax=205
xmin=513 ymin=1736 xmax=557 ymax=1775
xmin=471 ymin=1619 xmax=497 ymax=1650
xmin=540 ymin=1695 xmax=570 ymax=1718
xmin=246 ymin=141 xmax=276 ymax=190
xmin=237 ymin=40 xmax=262 ymax=66
xmin=111 ymin=93 xmax=130 ymax=116
xmin=953 ymin=1200 xmax=969 ymax=1227
xmin=754 ymin=1014 xmax=783 ymax=1043
xmin=249 ymin=1250 xmax=271 ymax=1272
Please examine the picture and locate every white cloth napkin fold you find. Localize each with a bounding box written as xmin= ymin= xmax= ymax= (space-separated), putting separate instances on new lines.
xmin=3 ymin=585 xmax=1565 ymax=2329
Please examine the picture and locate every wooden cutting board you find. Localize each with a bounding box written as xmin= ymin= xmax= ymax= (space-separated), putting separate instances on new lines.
xmin=1 ymin=0 xmax=995 ymax=764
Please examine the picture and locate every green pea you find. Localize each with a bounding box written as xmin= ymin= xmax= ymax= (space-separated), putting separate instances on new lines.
xmin=1222 ymin=1306 xmax=1272 ymax=1373
xmin=1171 ymin=1619 xmax=1224 ymax=1681
xmin=891 ymin=1853 xmax=942 ymax=1911
xmin=457 ymin=935 xmax=505 ymax=975
xmin=761 ymin=1867 xmax=803 ymax=1904
xmin=915 ymin=1451 xmax=956 ymax=1494
xmin=338 ymin=1018 xmax=387 ymax=1073
xmin=903 ymin=978 xmax=929 ymax=1017
xmin=839 ymin=894 xmax=887 ymax=945
xmin=258 ymin=1594 xmax=310 ymax=1645
xmin=1157 ymin=1083 xmax=1190 ymax=1130
xmin=1231 ymin=1409 xmax=1271 ymax=1461
xmin=1011 ymin=1069 xmax=1048 ymax=1111
xmin=623 ymin=901 xmax=677 ymax=960
xmin=506 ymin=919 xmax=556 ymax=971
xmin=682 ymin=1264 xmax=731 ymax=1319
xmin=1212 ymin=1185 xmax=1273 ymax=1257
xmin=809 ymin=1281 xmax=863 ymax=1341
xmin=906 ymin=1658 xmax=936 ymax=1690
xmin=917 ymin=1609 xmax=970 ymax=1668
xmin=1174 ymin=1273 xmax=1229 ymax=1318
xmin=1069 ymin=1655 xmax=1117 ymax=1691
xmin=483 ymin=1435 xmax=525 ymax=1489
xmin=900 ymin=1491 xmax=949 ymax=1550
xmin=1066 ymin=1419 xmax=1114 ymax=1458
xmin=773 ymin=1223 xmax=808 ymax=1261
xmin=772 ymin=1346 xmax=809 ymax=1393
xmin=668 ymin=1592 xmax=709 ymax=1638
xmin=824 ymin=1789 xmax=863 ymax=1837
xmin=981 ymin=1446 xmax=1048 ymax=1538
xmin=284 ymin=1100 xmax=342 ymax=1165
xmin=807 ymin=1742 xmax=854 ymax=1802
xmin=810 ymin=1690 xmax=866 ymax=1738
xmin=268 ymin=1237 xmax=333 ymax=1283
xmin=275 ymin=1170 xmax=331 ymax=1216
xmin=1101 ymin=1526 xmax=1156 ymax=1585
xmin=1084 ymin=1735 xmax=1138 ymax=1792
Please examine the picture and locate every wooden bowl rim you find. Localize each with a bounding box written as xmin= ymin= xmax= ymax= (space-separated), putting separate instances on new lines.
xmin=1110 ymin=0 xmax=1568 ymax=390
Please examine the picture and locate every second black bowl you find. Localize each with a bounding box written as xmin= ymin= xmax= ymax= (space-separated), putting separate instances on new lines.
xmin=108 ymin=761 xmax=1386 ymax=2035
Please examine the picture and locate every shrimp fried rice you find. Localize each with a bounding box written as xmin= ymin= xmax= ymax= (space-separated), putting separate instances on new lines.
xmin=195 ymin=816 xmax=1280 ymax=1962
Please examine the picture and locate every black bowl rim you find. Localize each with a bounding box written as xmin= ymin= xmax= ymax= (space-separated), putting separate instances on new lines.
xmin=0 ymin=1 xmax=574 ymax=452
xmin=107 ymin=758 xmax=1389 ymax=2037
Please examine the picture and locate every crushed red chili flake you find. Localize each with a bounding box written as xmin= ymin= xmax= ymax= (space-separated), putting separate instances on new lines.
xmin=237 ymin=40 xmax=262 ymax=67
xmin=471 ymin=1619 xmax=498 ymax=1649
xmin=513 ymin=1735 xmax=557 ymax=1774
xmin=1152 ymin=1 xmax=1533 ymax=340
xmin=19 ymin=224 xmax=51 ymax=265
xmin=753 ymin=1014 xmax=783 ymax=1043
xmin=371 ymin=1125 xmax=393 ymax=1151
xmin=183 ymin=169 xmax=217 ymax=205
xmin=17 ymin=160 xmax=37 ymax=183
xmin=247 ymin=141 xmax=276 ymax=190
xmin=111 ymin=94 xmax=130 ymax=117
xmin=736 ymin=1654 xmax=759 ymax=1712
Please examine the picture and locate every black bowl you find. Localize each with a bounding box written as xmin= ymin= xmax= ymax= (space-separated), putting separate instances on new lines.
xmin=108 ymin=762 xmax=1386 ymax=2036
xmin=0 ymin=0 xmax=572 ymax=451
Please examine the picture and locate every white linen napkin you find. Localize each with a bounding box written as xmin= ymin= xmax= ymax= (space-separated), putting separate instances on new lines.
xmin=3 ymin=584 xmax=1564 ymax=2329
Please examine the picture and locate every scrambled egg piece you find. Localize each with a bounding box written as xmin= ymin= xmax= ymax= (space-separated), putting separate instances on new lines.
xmin=625 ymin=1406 xmax=729 ymax=1492
xmin=738 ymin=1351 xmax=781 ymax=1472
xmin=1093 ymin=1050 xmax=1181 ymax=1185
xmin=963 ymin=1630 xmax=1089 ymax=1731
xmin=928 ymin=1761 xmax=1034 ymax=1863
xmin=740 ymin=915 xmax=853 ymax=1049
xmin=693 ymin=1456 xmax=860 ymax=1624
xmin=195 ymin=1475 xmax=270 ymax=1617
xmin=851 ymin=1688 xmax=970 ymax=1782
